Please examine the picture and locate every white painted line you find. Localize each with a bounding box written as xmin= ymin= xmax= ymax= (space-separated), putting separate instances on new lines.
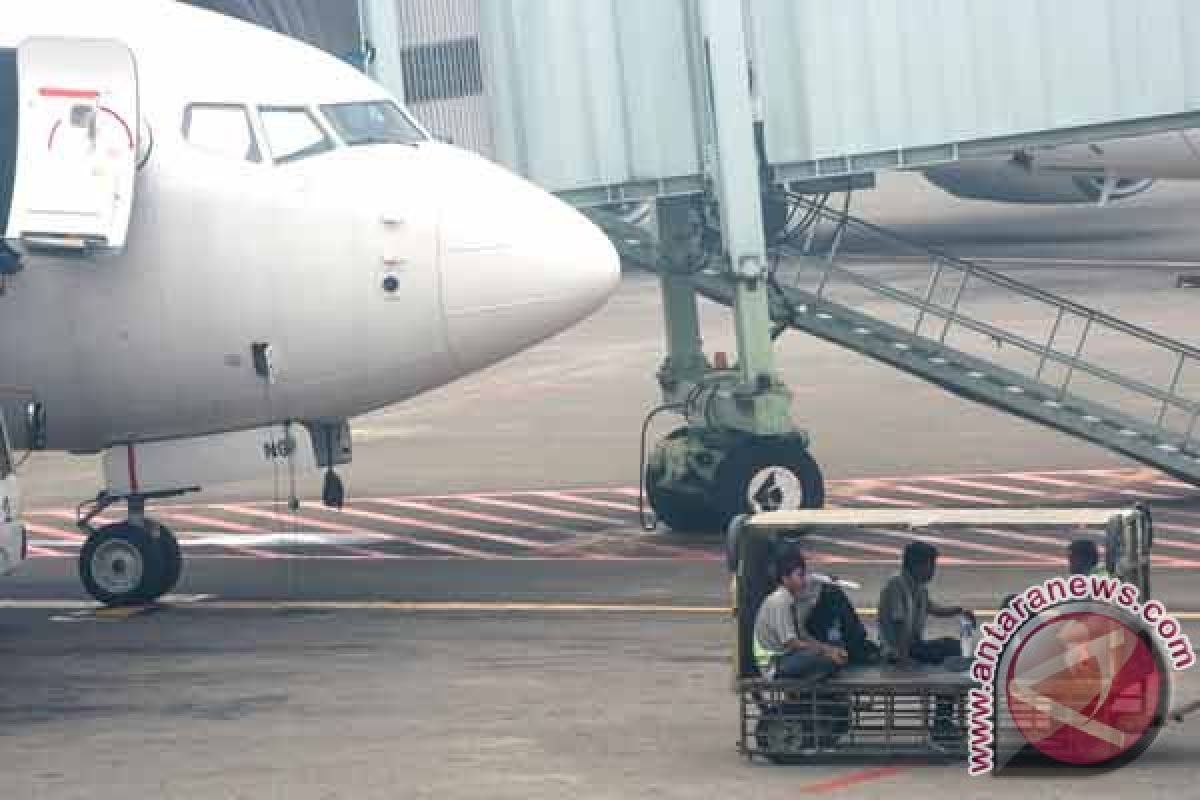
xmin=853 ymin=494 xmax=923 ymax=507
xmin=920 ymin=475 xmax=1049 ymax=498
xmin=463 ymin=496 xmax=626 ymax=526
xmin=972 ymin=527 xmax=1070 ymax=549
xmin=181 ymin=532 xmax=392 ymax=548
xmin=308 ymin=504 xmax=502 ymax=559
xmin=883 ymin=484 xmax=1008 ymax=506
xmin=804 ymin=533 xmax=903 ymax=558
xmin=1112 ymin=489 xmax=1187 ymax=501
xmin=213 ymin=505 xmax=389 ymax=559
xmin=372 ymin=498 xmax=561 ymax=543
xmin=860 ymin=527 xmax=1060 ymax=564
xmin=154 ymin=510 xmax=282 ymax=560
xmin=1016 ymin=473 xmax=1098 ymax=490
xmin=23 ymin=521 xmax=84 ymax=542
xmin=531 ymin=491 xmax=640 ymax=514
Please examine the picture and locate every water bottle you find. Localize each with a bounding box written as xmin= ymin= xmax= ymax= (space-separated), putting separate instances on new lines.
xmin=829 ymin=618 xmax=843 ymax=646
xmin=959 ymin=614 xmax=976 ymax=659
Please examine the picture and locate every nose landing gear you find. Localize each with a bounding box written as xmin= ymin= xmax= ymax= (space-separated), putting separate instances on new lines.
xmin=76 ymin=489 xmax=193 ymax=606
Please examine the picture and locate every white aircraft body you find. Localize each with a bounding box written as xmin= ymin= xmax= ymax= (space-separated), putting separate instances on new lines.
xmin=0 ymin=1 xmax=620 ymax=603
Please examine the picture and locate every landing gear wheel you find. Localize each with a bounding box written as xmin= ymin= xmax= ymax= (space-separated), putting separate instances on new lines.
xmin=79 ymin=522 xmax=166 ymax=606
xmin=645 ymin=428 xmax=720 ymax=533
xmin=153 ymin=524 xmax=183 ymax=600
xmin=714 ymin=437 xmax=824 ymax=529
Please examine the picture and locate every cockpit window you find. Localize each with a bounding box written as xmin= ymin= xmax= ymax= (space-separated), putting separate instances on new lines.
xmin=258 ymin=106 xmax=335 ymax=165
xmin=183 ymin=104 xmax=261 ymax=163
xmin=320 ymin=101 xmax=426 ymax=147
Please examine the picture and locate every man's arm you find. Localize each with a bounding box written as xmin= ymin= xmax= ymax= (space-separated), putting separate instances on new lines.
xmin=928 ymin=600 xmax=961 ymax=618
xmin=929 ymin=599 xmax=973 ymax=619
xmin=782 ymin=637 xmax=823 ymax=653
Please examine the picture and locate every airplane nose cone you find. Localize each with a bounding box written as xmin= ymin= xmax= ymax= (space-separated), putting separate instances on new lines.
xmin=434 ymin=147 xmax=620 ymax=373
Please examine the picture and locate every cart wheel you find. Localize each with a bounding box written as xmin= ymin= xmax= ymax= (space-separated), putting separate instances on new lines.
xmin=755 ymin=714 xmax=812 ymax=765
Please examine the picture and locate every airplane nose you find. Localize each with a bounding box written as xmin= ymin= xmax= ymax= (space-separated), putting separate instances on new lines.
xmin=435 ymin=148 xmax=621 ymax=373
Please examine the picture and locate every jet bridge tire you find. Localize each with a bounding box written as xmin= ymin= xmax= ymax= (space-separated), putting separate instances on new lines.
xmin=645 ymin=472 xmax=722 ymax=533
xmin=645 ymin=428 xmax=722 ymax=533
xmin=152 ymin=524 xmax=183 ymax=600
xmin=79 ymin=522 xmax=167 ymax=607
xmin=714 ymin=438 xmax=825 ymax=528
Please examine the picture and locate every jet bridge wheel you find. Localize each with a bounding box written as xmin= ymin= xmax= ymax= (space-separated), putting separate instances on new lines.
xmin=645 ymin=428 xmax=722 ymax=533
xmin=713 ymin=436 xmax=825 ymax=527
xmin=79 ymin=522 xmax=167 ymax=606
xmin=645 ymin=476 xmax=722 ymax=533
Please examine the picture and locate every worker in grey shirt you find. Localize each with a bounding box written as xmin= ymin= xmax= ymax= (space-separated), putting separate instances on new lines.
xmin=753 ymin=550 xmax=847 ymax=680
xmin=878 ymin=540 xmax=975 ymax=665
xmin=880 ymin=540 xmax=975 ymax=743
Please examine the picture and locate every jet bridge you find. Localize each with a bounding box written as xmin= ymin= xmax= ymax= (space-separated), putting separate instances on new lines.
xmin=364 ymin=0 xmax=1200 ymax=531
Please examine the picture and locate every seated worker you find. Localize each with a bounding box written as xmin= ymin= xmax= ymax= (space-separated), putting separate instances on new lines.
xmin=753 ymin=549 xmax=874 ymax=680
xmin=805 ymin=577 xmax=880 ymax=666
xmin=1001 ymin=538 xmax=1109 ymax=609
xmin=1068 ymin=538 xmax=1108 ymax=576
xmin=880 ymin=541 xmax=975 ymax=745
xmin=878 ymin=541 xmax=975 ymax=666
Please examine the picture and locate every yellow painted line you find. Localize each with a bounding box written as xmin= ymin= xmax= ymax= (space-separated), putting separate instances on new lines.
xmin=201 ymin=601 xmax=730 ymax=613
xmin=91 ymin=606 xmax=155 ymax=619
xmin=7 ymin=600 xmax=1200 ymax=619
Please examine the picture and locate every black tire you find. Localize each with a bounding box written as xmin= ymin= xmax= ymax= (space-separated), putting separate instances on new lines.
xmin=645 ymin=476 xmax=721 ymax=533
xmin=757 ymin=696 xmax=851 ymax=763
xmin=153 ymin=524 xmax=183 ymax=600
xmin=644 ymin=428 xmax=721 ymax=533
xmin=79 ymin=522 xmax=166 ymax=606
xmin=713 ymin=437 xmax=825 ymax=530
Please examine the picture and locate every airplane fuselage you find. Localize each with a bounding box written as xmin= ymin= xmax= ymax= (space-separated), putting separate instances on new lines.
xmin=0 ymin=3 xmax=619 ymax=453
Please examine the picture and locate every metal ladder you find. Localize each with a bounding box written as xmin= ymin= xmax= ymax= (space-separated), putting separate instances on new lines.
xmin=591 ymin=199 xmax=1200 ymax=486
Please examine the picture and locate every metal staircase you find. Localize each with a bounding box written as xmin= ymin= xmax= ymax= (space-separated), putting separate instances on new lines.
xmin=591 ymin=198 xmax=1200 ymax=486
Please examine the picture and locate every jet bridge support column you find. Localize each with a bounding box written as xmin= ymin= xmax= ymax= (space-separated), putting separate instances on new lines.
xmin=643 ymin=0 xmax=823 ymax=533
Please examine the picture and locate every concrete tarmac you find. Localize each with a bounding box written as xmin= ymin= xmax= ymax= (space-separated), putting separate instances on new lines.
xmin=6 ymin=173 xmax=1200 ymax=798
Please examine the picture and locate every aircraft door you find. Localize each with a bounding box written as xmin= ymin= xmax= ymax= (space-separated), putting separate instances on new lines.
xmin=4 ymin=37 xmax=139 ymax=252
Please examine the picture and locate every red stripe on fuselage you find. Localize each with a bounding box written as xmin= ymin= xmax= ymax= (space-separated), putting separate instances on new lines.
xmin=39 ymin=88 xmax=99 ymax=99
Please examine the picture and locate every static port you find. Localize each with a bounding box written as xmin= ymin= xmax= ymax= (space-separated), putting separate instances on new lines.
xmin=382 ymin=274 xmax=400 ymax=293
